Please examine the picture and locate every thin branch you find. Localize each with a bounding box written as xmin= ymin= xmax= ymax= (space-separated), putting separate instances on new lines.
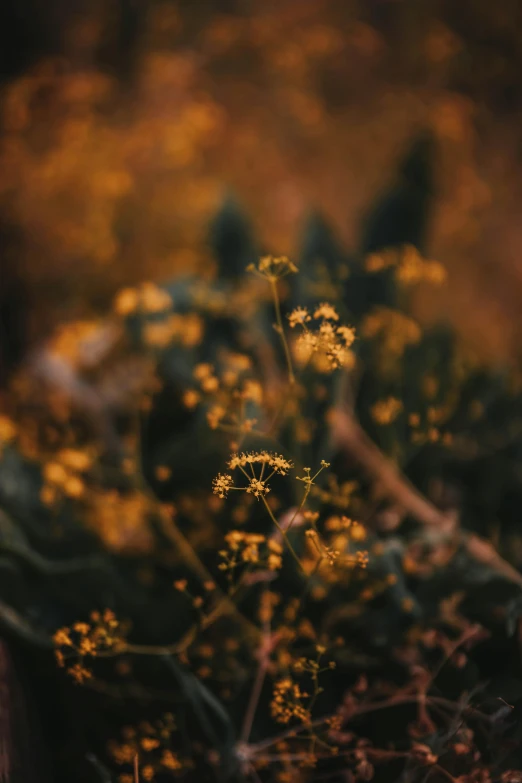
xmin=240 ymin=603 xmax=274 ymax=744
xmin=332 ymin=408 xmax=522 ymax=588
xmin=332 ymin=409 xmax=447 ymax=527
xmin=0 ymin=598 xmax=51 ymax=648
xmin=270 ymin=279 xmax=295 ymax=386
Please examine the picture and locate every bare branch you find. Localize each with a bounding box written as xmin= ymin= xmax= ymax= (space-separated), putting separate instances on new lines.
xmin=332 ymin=408 xmax=522 ymax=588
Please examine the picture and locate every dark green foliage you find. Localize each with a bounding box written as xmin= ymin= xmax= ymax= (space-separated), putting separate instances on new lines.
xmin=360 ymin=131 xmax=435 ymax=257
xmin=208 ymin=195 xmax=259 ymax=282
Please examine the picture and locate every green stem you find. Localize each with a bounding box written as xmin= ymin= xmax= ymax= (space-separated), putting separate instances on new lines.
xmin=261 ymin=495 xmax=304 ymax=574
xmin=270 ymin=279 xmax=295 ymax=386
xmin=285 ymin=486 xmax=310 ymax=535
xmin=129 ymin=414 xmax=262 ymax=645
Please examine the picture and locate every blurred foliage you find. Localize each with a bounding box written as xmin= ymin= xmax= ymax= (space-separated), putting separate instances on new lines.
xmin=3 ymin=2 xmax=522 ymax=782
xmin=1 ymin=130 xmax=522 ymax=782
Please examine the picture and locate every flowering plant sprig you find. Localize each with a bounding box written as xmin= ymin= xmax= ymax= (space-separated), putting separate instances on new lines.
xmin=212 ymin=451 xmax=294 ymax=500
xmin=247 ymin=255 xmax=298 ymax=282
xmin=288 ymin=303 xmax=356 ymax=371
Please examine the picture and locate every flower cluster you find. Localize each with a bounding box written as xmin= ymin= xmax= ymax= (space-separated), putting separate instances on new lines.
xmin=53 ymin=609 xmax=124 ymax=683
xmin=270 ymin=647 xmax=335 ymax=729
xmin=219 ymin=531 xmax=284 ymax=572
xmin=288 ymin=303 xmax=356 ymax=371
xmin=41 ymin=447 xmax=94 ymax=505
xmin=324 ymin=516 xmax=367 ymax=540
xmin=228 ymin=451 xmax=293 ymax=474
xmin=365 ymin=245 xmax=446 ymax=286
xmin=310 ymin=475 xmax=359 ymax=509
xmin=143 ymin=312 xmax=204 ymax=349
xmin=271 ymin=677 xmax=312 ymax=725
xmin=370 ymin=396 xmax=403 ymax=425
xmin=46 ymin=319 xmax=118 ymax=368
xmin=304 ymin=527 xmax=369 ymax=576
xmin=408 ymin=416 xmax=453 ymax=446
xmin=213 ymin=451 xmax=294 ymax=500
xmin=86 ymin=489 xmax=155 ymax=554
xmin=212 ymin=473 xmax=235 ymax=499
xmin=0 ymin=415 xmax=16 ymax=443
xmin=113 ymin=283 xmax=173 ymax=316
xmin=361 ymin=307 xmax=421 ymax=357
xmin=247 ymin=254 xmax=298 ymax=281
xmin=293 ymin=652 xmax=336 ymax=678
xmin=185 ymin=359 xmax=262 ymax=435
xmin=0 ymin=415 xmax=17 ymax=457
xmin=109 ymin=713 xmax=184 ymax=782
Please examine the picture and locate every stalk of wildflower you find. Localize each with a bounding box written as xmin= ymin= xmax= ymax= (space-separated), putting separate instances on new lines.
xmin=296 ymin=645 xmax=336 ymax=728
xmin=213 ymin=451 xmax=307 ymax=572
xmin=284 ymin=460 xmax=331 ymax=537
xmin=124 ymin=410 xmax=264 ymax=645
xmin=271 ymin=276 xmax=295 ymax=386
xmin=264 ymin=460 xmax=331 ymax=574
xmin=283 ymin=469 xmax=367 ymax=622
xmin=260 ymin=496 xmax=305 ymax=574
xmin=247 ymin=256 xmax=298 ymax=385
xmin=54 ymin=602 xmax=222 ymax=668
xmin=265 ymin=460 xmax=330 ymax=577
xmin=239 ymin=586 xmax=280 ymax=745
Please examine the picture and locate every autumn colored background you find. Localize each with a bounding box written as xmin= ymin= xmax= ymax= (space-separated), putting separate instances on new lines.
xmin=5 ymin=5 xmax=522 ymax=781
xmin=2 ymin=0 xmax=522 ymax=361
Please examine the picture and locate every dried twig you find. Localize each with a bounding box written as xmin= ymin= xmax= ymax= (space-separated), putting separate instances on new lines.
xmin=331 ymin=408 xmax=522 ymax=588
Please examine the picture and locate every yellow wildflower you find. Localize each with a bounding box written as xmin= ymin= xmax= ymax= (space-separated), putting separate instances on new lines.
xmin=313 ymin=302 xmax=339 ymax=321
xmin=212 ymin=473 xmax=234 ymax=498
xmin=371 ymin=397 xmax=403 ymax=425
xmin=249 ymin=254 xmax=298 ymax=281
xmin=288 ymin=306 xmax=311 ymax=328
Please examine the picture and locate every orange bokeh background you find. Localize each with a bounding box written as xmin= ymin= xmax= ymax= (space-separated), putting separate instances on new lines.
xmin=2 ymin=0 xmax=522 ymax=361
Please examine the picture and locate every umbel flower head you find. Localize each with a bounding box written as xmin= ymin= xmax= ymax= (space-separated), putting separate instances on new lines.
xmin=227 ymin=451 xmax=293 ymax=474
xmin=212 ymin=451 xmax=294 ymax=500
xmin=247 ymin=255 xmax=298 ymax=282
xmin=288 ymin=303 xmax=356 ymax=371
xmin=212 ymin=473 xmax=235 ymax=499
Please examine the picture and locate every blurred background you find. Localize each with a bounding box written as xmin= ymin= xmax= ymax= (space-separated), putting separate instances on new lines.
xmin=2 ymin=0 xmax=522 ymax=366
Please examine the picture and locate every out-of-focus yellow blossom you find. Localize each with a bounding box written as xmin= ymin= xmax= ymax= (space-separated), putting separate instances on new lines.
xmin=362 ymin=307 xmax=421 ymax=356
xmin=290 ymin=303 xmax=356 ymax=372
xmin=371 ymin=397 xmax=403 ymax=425
xmin=365 ymin=246 xmax=446 ymax=287
xmin=0 ymin=415 xmax=17 ymax=444
xmin=248 ymin=255 xmax=298 ymax=281
xmin=143 ymin=313 xmax=204 ymax=349
xmin=114 ymin=283 xmax=172 ymax=316
xmin=86 ymin=490 xmax=155 ymax=554
xmin=182 ymin=389 xmax=200 ymax=409
xmin=53 ymin=609 xmax=122 ymax=683
xmin=288 ymin=306 xmax=311 ymax=328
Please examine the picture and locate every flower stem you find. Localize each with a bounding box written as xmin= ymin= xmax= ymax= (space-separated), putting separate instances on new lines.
xmin=262 ymin=496 xmax=304 ymax=573
xmin=270 ymin=278 xmax=295 ymax=386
